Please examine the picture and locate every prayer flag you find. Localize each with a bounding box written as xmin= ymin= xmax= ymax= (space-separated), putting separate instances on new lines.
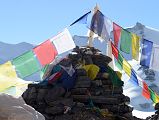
xmin=107 ymin=40 xmax=115 ymax=69
xmin=90 ymin=10 xmax=113 ymax=41
xmin=12 ymin=50 xmax=40 ymax=78
xmin=132 ymin=34 xmax=140 ymax=60
xmin=107 ymin=66 xmax=123 ymax=87
xmin=51 ymin=28 xmax=75 ymax=54
xmin=148 ymin=88 xmax=159 ymax=103
xmin=113 ymin=22 xmax=121 ymax=47
xmin=111 ymin=42 xmax=118 ymax=59
xmin=70 ymin=11 xmax=91 ymax=26
xmin=142 ymin=81 xmax=150 ymax=99
xmin=129 ymin=69 xmax=139 ymax=86
xmin=120 ymin=29 xmax=132 ymax=54
xmin=0 ymin=61 xmax=17 ymax=78
xmin=150 ymin=46 xmax=159 ymax=71
xmin=33 ymin=40 xmax=57 ymax=66
xmin=123 ymin=59 xmax=131 ymax=76
xmin=118 ymin=53 xmax=124 ymax=68
xmin=140 ymin=39 xmax=153 ymax=67
xmin=83 ymin=64 xmax=99 ymax=80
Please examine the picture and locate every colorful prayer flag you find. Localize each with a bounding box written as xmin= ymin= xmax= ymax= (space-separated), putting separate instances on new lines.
xmin=107 ymin=66 xmax=123 ymax=87
xmin=12 ymin=50 xmax=40 ymax=78
xmin=111 ymin=42 xmax=118 ymax=59
xmin=148 ymin=88 xmax=159 ymax=103
xmin=90 ymin=10 xmax=113 ymax=41
xmin=0 ymin=61 xmax=17 ymax=78
xmin=150 ymin=46 xmax=159 ymax=71
xmin=142 ymin=81 xmax=150 ymax=99
xmin=70 ymin=11 xmax=91 ymax=26
xmin=132 ymin=34 xmax=140 ymax=60
xmin=120 ymin=29 xmax=132 ymax=54
xmin=118 ymin=53 xmax=124 ymax=68
xmin=129 ymin=69 xmax=139 ymax=86
xmin=107 ymin=40 xmax=115 ymax=69
xmin=83 ymin=64 xmax=99 ymax=80
xmin=33 ymin=40 xmax=57 ymax=66
xmin=123 ymin=59 xmax=131 ymax=76
xmin=113 ymin=22 xmax=121 ymax=47
xmin=51 ymin=28 xmax=75 ymax=54
xmin=140 ymin=39 xmax=153 ymax=67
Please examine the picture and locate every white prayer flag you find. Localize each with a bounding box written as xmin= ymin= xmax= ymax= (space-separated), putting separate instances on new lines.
xmin=150 ymin=46 xmax=159 ymax=71
xmin=107 ymin=40 xmax=115 ymax=69
xmin=51 ymin=28 xmax=75 ymax=54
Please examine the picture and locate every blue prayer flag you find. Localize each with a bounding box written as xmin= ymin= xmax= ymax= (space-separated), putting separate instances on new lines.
xmin=89 ymin=10 xmax=113 ymax=41
xmin=140 ymin=39 xmax=153 ymax=67
xmin=129 ymin=69 xmax=139 ymax=86
xmin=70 ymin=11 xmax=91 ymax=26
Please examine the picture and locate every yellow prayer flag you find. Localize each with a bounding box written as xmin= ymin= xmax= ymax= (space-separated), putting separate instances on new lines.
xmin=132 ymin=34 xmax=140 ymax=60
xmin=0 ymin=75 xmax=17 ymax=92
xmin=116 ymin=71 xmax=122 ymax=79
xmin=83 ymin=64 xmax=99 ymax=80
xmin=0 ymin=61 xmax=17 ymax=78
xmin=0 ymin=61 xmax=18 ymax=92
xmin=123 ymin=59 xmax=131 ymax=76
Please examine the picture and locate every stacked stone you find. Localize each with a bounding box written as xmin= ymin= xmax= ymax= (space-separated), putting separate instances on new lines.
xmin=69 ymin=46 xmax=134 ymax=119
xmin=22 ymin=46 xmax=141 ymax=120
xmin=22 ymin=84 xmax=74 ymax=120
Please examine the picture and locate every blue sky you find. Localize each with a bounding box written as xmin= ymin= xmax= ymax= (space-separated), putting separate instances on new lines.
xmin=0 ymin=0 xmax=159 ymax=44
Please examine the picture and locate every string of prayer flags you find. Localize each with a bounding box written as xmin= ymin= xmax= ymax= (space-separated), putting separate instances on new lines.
xmin=51 ymin=28 xmax=75 ymax=54
xmin=120 ymin=29 xmax=132 ymax=54
xmin=0 ymin=61 xmax=17 ymax=78
xmin=111 ymin=41 xmax=159 ymax=103
xmin=140 ymin=39 xmax=153 ymax=67
xmin=113 ymin=22 xmax=121 ymax=47
xmin=33 ymin=39 xmax=57 ymax=66
xmin=150 ymin=46 xmax=159 ymax=71
xmin=12 ymin=50 xmax=40 ymax=78
xmin=90 ymin=10 xmax=113 ymax=41
xmin=70 ymin=11 xmax=91 ymax=26
xmin=142 ymin=81 xmax=150 ymax=99
xmin=132 ymin=34 xmax=140 ymax=60
xmin=129 ymin=69 xmax=139 ymax=86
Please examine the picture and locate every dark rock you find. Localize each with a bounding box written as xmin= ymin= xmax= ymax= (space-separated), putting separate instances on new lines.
xmin=45 ymin=87 xmax=65 ymax=105
xmin=45 ymin=106 xmax=64 ymax=115
xmin=76 ymin=69 xmax=87 ymax=76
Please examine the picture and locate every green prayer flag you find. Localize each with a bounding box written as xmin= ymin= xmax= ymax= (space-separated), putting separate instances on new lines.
xmin=149 ymin=88 xmax=158 ymax=103
xmin=118 ymin=53 xmax=123 ymax=68
xmin=107 ymin=66 xmax=123 ymax=87
xmin=120 ymin=29 xmax=132 ymax=54
xmin=115 ymin=61 xmax=122 ymax=70
xmin=40 ymin=64 xmax=49 ymax=79
xmin=12 ymin=51 xmax=40 ymax=78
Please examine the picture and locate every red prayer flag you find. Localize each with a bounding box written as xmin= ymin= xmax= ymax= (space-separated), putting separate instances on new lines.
xmin=111 ymin=42 xmax=118 ymax=59
xmin=33 ymin=40 xmax=58 ymax=66
xmin=142 ymin=81 xmax=150 ymax=99
xmin=113 ymin=22 xmax=121 ymax=47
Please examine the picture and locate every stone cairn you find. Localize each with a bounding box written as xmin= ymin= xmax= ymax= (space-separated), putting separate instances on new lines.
xmin=22 ymin=46 xmax=141 ymax=120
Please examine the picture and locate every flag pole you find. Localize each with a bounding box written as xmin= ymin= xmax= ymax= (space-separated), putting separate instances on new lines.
xmin=88 ymin=4 xmax=100 ymax=47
